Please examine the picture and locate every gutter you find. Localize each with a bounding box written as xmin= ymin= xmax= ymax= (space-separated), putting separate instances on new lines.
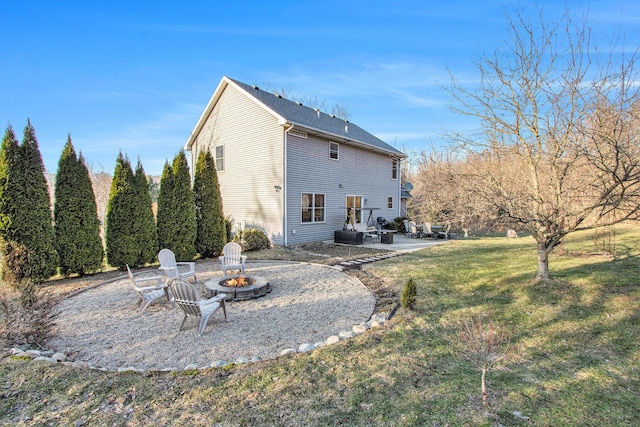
xmin=281 ymin=120 xmax=406 ymax=159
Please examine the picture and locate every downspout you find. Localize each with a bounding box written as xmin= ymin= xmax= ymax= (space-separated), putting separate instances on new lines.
xmin=398 ymin=156 xmax=403 ymax=218
xmin=283 ymin=124 xmax=294 ymax=246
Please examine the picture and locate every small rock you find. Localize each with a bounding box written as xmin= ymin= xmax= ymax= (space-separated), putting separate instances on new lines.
xmin=33 ymin=356 xmax=55 ymax=363
xmin=353 ymin=324 xmax=368 ymax=335
xmin=371 ymin=314 xmax=387 ymax=323
xmin=184 ymin=364 xmax=199 ymax=371
xmin=339 ymin=330 xmax=355 ymax=339
xmin=325 ymin=335 xmax=340 ymax=345
xmin=298 ymin=343 xmax=315 ymax=353
xmin=52 ymin=352 xmax=67 ymax=362
xmin=235 ymin=357 xmax=249 ymax=364
xmin=25 ymin=349 xmax=41 ymax=358
xmin=280 ymin=348 xmax=296 ymax=356
xmin=249 ymin=356 xmax=262 ymax=363
xmin=313 ymin=341 xmax=325 ymax=348
xmin=210 ymin=360 xmax=228 ymax=368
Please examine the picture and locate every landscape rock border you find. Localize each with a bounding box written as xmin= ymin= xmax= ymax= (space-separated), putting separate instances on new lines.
xmin=7 ymin=313 xmax=388 ymax=373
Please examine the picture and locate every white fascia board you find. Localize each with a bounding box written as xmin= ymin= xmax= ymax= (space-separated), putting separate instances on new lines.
xmin=184 ymin=76 xmax=287 ymax=152
xmin=184 ymin=77 xmax=229 ymax=151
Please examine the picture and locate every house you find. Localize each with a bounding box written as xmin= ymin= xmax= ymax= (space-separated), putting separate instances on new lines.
xmin=184 ymin=76 xmax=406 ymax=246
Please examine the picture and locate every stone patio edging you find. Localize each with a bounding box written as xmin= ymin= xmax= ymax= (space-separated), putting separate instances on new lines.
xmin=6 ymin=313 xmax=389 ymax=372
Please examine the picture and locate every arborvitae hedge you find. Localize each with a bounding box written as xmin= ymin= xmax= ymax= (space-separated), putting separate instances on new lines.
xmin=194 ymin=150 xmax=226 ymax=257
xmin=133 ymin=160 xmax=158 ymax=265
xmin=0 ymin=126 xmax=21 ymax=242
xmin=156 ymin=161 xmax=174 ymax=253
xmin=172 ymin=152 xmax=196 ymax=260
xmin=156 ymin=152 xmax=196 ymax=261
xmin=105 ymin=153 xmax=138 ymax=269
xmin=54 ymin=136 xmax=103 ymax=276
xmin=0 ymin=125 xmax=25 ymax=284
xmin=5 ymin=121 xmax=59 ymax=283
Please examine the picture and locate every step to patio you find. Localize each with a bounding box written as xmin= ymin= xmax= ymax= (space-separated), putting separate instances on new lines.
xmin=339 ymin=253 xmax=397 ymax=268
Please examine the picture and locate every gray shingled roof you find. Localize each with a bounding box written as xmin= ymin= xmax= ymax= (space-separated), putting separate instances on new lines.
xmin=228 ymin=78 xmax=404 ymax=157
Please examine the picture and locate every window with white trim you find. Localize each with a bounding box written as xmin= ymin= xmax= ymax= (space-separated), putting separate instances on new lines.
xmin=215 ymin=145 xmax=224 ymax=171
xmin=391 ymin=158 xmax=398 ymax=180
xmin=388 ymin=197 xmax=393 ymax=209
xmin=329 ymin=142 xmax=339 ymax=160
xmin=301 ymin=193 xmax=325 ymax=223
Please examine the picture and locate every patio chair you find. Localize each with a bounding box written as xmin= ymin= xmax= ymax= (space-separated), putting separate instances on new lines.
xmin=405 ymin=221 xmax=420 ymax=238
xmin=169 ymin=279 xmax=227 ymax=336
xmin=355 ymin=222 xmax=379 ymax=243
xmin=126 ymin=265 xmax=172 ymax=312
xmin=422 ymin=223 xmax=434 ymax=239
xmin=219 ymin=242 xmax=247 ymax=275
xmin=438 ymin=224 xmax=452 ymax=239
xmin=158 ymin=248 xmax=197 ymax=283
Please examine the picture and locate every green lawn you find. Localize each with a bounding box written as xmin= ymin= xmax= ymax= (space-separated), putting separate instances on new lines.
xmin=1 ymin=225 xmax=638 ymax=426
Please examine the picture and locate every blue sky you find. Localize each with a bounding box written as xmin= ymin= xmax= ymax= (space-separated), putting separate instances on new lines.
xmin=2 ymin=1 xmax=639 ymax=176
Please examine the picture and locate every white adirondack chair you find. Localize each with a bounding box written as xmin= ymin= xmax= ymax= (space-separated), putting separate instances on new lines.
xmin=219 ymin=242 xmax=247 ymax=275
xmin=422 ymin=223 xmax=434 ymax=239
xmin=126 ymin=265 xmax=172 ymax=312
xmin=169 ymin=279 xmax=227 ymax=336
xmin=158 ymin=248 xmax=197 ymax=283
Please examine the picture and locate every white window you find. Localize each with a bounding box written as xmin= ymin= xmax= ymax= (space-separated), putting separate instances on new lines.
xmin=392 ymin=158 xmax=398 ymax=180
xmin=329 ymin=142 xmax=339 ymax=160
xmin=215 ymin=145 xmax=224 ymax=171
xmin=301 ymin=193 xmax=325 ymax=223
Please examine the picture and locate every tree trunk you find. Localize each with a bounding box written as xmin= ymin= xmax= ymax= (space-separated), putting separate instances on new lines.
xmin=481 ymin=366 xmax=488 ymax=407
xmin=536 ymin=241 xmax=551 ymax=281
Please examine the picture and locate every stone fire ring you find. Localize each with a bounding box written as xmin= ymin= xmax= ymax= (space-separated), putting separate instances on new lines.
xmin=204 ymin=274 xmax=272 ymax=301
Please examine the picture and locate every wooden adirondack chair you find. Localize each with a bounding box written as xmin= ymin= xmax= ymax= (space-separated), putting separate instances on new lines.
xmin=169 ymin=279 xmax=227 ymax=336
xmin=218 ymin=242 xmax=247 ymax=275
xmin=126 ymin=265 xmax=172 ymax=312
xmin=158 ymin=248 xmax=197 ymax=283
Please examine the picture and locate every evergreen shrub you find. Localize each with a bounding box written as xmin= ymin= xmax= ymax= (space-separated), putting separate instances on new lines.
xmin=233 ymin=228 xmax=270 ymax=251
xmin=194 ymin=150 xmax=226 ymax=257
xmin=401 ymin=277 xmax=417 ymax=309
xmin=54 ymin=137 xmax=104 ymax=276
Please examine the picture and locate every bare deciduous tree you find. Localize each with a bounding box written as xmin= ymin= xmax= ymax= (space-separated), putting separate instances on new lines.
xmin=446 ymin=8 xmax=640 ymax=281
xmin=411 ymin=148 xmax=495 ymax=232
xmin=262 ymin=83 xmax=352 ymax=121
xmin=89 ymin=171 xmax=112 ymax=227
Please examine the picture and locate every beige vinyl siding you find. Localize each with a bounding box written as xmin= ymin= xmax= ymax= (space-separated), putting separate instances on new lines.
xmin=193 ymin=84 xmax=285 ymax=244
xmin=286 ymin=134 xmax=400 ymax=244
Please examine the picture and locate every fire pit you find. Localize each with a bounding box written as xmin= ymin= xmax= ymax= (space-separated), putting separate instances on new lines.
xmin=204 ymin=274 xmax=271 ymax=301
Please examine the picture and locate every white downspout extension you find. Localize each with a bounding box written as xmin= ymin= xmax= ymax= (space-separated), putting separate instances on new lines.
xmin=283 ymin=124 xmax=293 ymax=246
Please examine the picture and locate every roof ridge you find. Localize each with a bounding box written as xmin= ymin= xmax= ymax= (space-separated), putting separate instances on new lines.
xmin=226 ymin=77 xmax=404 ymax=157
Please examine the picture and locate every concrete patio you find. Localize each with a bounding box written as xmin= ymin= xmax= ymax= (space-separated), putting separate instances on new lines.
xmin=326 ymin=233 xmax=449 ymax=254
